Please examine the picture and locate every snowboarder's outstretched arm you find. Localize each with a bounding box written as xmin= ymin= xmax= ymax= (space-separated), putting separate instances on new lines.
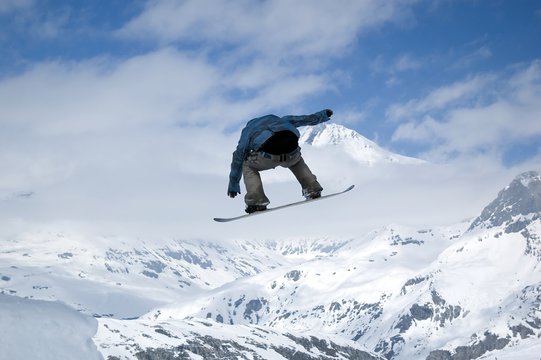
xmin=282 ymin=109 xmax=333 ymax=128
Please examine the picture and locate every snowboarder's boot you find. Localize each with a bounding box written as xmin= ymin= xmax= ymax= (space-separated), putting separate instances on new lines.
xmin=303 ymin=190 xmax=321 ymax=200
xmin=245 ymin=204 xmax=267 ymax=214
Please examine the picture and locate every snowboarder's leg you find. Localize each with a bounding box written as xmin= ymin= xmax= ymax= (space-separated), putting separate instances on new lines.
xmin=242 ymin=153 xmax=273 ymax=207
xmin=286 ymin=154 xmax=323 ymax=198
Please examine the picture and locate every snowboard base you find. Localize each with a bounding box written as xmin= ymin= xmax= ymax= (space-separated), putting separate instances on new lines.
xmin=214 ymin=185 xmax=354 ymax=223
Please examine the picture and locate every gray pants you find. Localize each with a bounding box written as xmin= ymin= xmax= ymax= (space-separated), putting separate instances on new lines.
xmin=243 ymin=149 xmax=323 ymax=206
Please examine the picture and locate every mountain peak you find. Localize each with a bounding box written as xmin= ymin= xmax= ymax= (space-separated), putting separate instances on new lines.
xmin=299 ymin=123 xmax=423 ymax=165
xmin=468 ymin=170 xmax=541 ymax=232
xmin=516 ymin=170 xmax=541 ymax=188
xmin=300 ymin=123 xmax=366 ymax=146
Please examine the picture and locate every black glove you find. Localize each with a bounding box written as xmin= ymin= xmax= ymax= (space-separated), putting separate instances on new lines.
xmin=228 ymin=191 xmax=239 ymax=198
xmin=325 ymin=109 xmax=333 ymax=117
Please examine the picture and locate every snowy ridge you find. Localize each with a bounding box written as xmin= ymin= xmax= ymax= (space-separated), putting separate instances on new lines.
xmin=469 ymin=169 xmax=541 ymax=233
xmin=0 ymin=235 xmax=325 ymax=318
xmin=97 ymin=317 xmax=382 ymax=360
xmin=0 ymin=295 xmax=102 ymax=360
xmin=299 ymin=123 xmax=423 ymax=165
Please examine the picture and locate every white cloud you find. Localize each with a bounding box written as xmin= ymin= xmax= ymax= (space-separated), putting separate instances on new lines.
xmin=390 ymin=61 xmax=541 ymax=162
xmin=393 ymin=54 xmax=422 ymax=72
xmin=1 ymin=0 xmax=424 ymax=174
xmin=391 ymin=115 xmax=439 ymax=143
xmin=118 ymin=0 xmax=419 ymax=58
xmin=0 ymin=49 xmax=224 ymax=135
xmin=0 ymin=47 xmax=334 ymax=136
xmin=0 ymin=0 xmax=77 ymax=41
xmin=0 ymin=0 xmax=33 ymax=14
xmin=370 ymin=53 xmax=423 ymax=87
xmin=371 ymin=53 xmax=422 ymax=74
xmin=387 ymin=74 xmax=496 ymax=120
xmin=451 ymin=45 xmax=492 ymax=70
xmin=337 ymin=109 xmax=369 ymax=126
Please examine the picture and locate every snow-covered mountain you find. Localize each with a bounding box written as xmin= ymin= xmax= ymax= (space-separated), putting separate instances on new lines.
xmin=299 ymin=123 xmax=423 ymax=165
xmin=104 ymin=170 xmax=540 ymax=359
xmin=468 ymin=170 xmax=541 ymax=234
xmin=2 ymin=164 xmax=541 ymax=359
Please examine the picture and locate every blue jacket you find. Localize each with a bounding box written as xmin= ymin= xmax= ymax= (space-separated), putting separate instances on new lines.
xmin=228 ymin=110 xmax=330 ymax=193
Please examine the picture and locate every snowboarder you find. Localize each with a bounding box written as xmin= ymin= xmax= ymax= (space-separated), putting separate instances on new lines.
xmin=227 ymin=109 xmax=333 ymax=213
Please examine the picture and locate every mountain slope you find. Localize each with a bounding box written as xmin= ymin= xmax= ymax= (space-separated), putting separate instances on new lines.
xmin=468 ymin=170 xmax=541 ymax=234
xmin=138 ymin=171 xmax=541 ymax=360
xmin=97 ymin=317 xmax=383 ymax=360
xmin=0 ymin=295 xmax=102 ymax=360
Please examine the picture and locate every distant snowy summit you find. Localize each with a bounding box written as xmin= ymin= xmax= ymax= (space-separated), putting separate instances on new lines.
xmin=299 ymin=123 xmax=423 ymax=165
xmin=469 ymin=170 xmax=541 ymax=233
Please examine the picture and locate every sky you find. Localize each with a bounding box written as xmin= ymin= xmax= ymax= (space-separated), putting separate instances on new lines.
xmin=1 ymin=0 xmax=541 ymax=237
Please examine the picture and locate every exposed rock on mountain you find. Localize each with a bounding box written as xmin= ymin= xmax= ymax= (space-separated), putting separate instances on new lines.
xmin=469 ymin=171 xmax=541 ymax=233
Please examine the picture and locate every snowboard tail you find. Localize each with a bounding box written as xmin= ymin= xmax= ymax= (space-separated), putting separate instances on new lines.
xmin=213 ymin=185 xmax=354 ymax=223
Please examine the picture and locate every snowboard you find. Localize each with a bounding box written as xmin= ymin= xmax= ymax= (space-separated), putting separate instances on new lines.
xmin=213 ymin=185 xmax=354 ymax=223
